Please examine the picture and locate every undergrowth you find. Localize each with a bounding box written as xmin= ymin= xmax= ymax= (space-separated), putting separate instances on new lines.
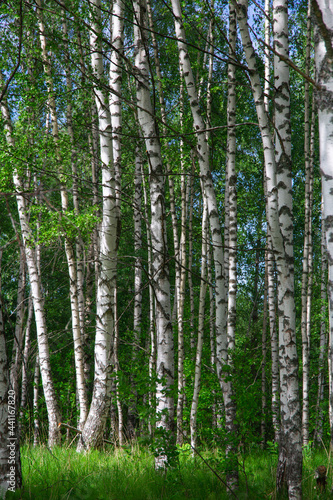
xmin=5 ymin=444 xmax=333 ymax=499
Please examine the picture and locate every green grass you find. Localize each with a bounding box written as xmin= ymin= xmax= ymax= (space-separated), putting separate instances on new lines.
xmin=6 ymin=444 xmax=333 ymax=499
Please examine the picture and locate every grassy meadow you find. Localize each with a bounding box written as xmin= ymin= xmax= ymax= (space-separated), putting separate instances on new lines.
xmin=5 ymin=443 xmax=333 ymax=499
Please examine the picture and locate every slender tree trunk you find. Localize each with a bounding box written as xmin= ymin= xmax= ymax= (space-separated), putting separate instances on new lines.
xmin=188 ymin=161 xmax=195 ymax=352
xmin=78 ymin=0 xmax=117 ymax=450
xmin=267 ymin=233 xmax=280 ymax=442
xmin=313 ymin=0 xmax=333 ymax=451
xmin=301 ymin=0 xmax=313 ymax=446
xmin=223 ymin=3 xmax=239 ymax=488
xmin=261 ymin=251 xmax=268 ymax=448
xmin=33 ymin=355 xmax=40 ymax=447
xmin=190 ymin=201 xmax=208 ymax=452
xmin=263 ymin=0 xmax=280 ymax=444
xmin=20 ymin=294 xmax=33 ymax=422
xmin=146 ymin=1 xmax=187 ymax=443
xmin=141 ymin=162 xmax=156 ymax=438
xmin=36 ymin=0 xmax=88 ymax=430
xmin=272 ymin=1 xmax=302 ymax=494
xmin=1 ymin=76 xmax=61 ymax=447
xmin=234 ymin=1 xmax=302 ymax=496
xmin=113 ymin=287 xmax=124 ymax=446
xmin=170 ymin=0 xmax=239 ymax=486
xmin=134 ymin=0 xmax=174 ymax=467
xmin=315 ymin=207 xmax=327 ymax=444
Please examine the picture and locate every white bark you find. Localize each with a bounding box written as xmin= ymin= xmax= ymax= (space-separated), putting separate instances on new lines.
xmin=20 ymin=294 xmax=33 ymax=420
xmin=261 ymin=251 xmax=268 ymax=447
xmin=170 ymin=0 xmax=229 ymax=405
xmin=224 ymin=3 xmax=239 ymax=488
xmin=36 ymin=0 xmax=88 ymax=430
xmin=234 ymin=1 xmax=302 ymax=496
xmin=301 ymin=0 xmax=313 ymax=446
xmin=109 ymin=0 xmax=123 ymax=215
xmin=190 ymin=201 xmax=208 ymax=452
xmin=141 ymin=162 xmax=156 ymax=438
xmin=314 ymin=0 xmax=333 ymax=451
xmin=134 ymin=0 xmax=174 ymax=467
xmin=1 ymin=77 xmax=60 ymax=447
xmin=113 ymin=288 xmax=123 ymax=446
xmin=315 ymin=206 xmax=327 ymax=444
xmin=78 ymin=0 xmax=117 ymax=450
xmin=33 ymin=355 xmax=40 ymax=447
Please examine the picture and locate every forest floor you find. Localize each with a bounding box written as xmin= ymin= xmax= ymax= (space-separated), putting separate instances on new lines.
xmin=6 ymin=444 xmax=333 ymax=499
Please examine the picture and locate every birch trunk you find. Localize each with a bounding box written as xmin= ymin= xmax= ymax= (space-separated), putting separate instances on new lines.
xmin=78 ymin=0 xmax=117 ymax=450
xmin=224 ymin=2 xmax=238 ymax=488
xmin=146 ymin=0 xmax=187 ymax=443
xmin=301 ymin=0 xmax=313 ymax=446
xmin=190 ymin=201 xmax=208 ymax=452
xmin=127 ymin=147 xmax=143 ymax=438
xmin=273 ymin=1 xmax=302 ymax=494
xmin=263 ymin=0 xmax=280 ymax=443
xmin=141 ymin=162 xmax=156 ymax=438
xmin=20 ymin=294 xmax=33 ymax=421
xmin=261 ymin=251 xmax=268 ymax=447
xmin=169 ymin=0 xmax=240 ymax=473
xmin=1 ymin=77 xmax=61 ymax=447
xmin=63 ymin=16 xmax=87 ymax=398
xmin=134 ymin=0 xmax=174 ymax=467
xmin=315 ymin=208 xmax=327 ymax=444
xmin=33 ymin=355 xmax=40 ymax=447
xmin=234 ymin=1 xmax=302 ymax=495
xmin=188 ymin=161 xmax=195 ymax=352
xmin=36 ymin=0 xmax=88 ymax=430
xmin=113 ymin=288 xmax=124 ymax=446
xmin=313 ymin=0 xmax=333 ymax=450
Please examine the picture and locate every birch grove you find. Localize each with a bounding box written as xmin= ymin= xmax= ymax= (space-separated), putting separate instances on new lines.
xmin=0 ymin=0 xmax=331 ymax=496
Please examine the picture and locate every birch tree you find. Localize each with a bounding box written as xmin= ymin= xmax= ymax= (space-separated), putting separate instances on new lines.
xmin=301 ymin=0 xmax=313 ymax=445
xmin=0 ymin=76 xmax=61 ymax=447
xmin=134 ymin=0 xmax=175 ymax=467
xmin=169 ymin=0 xmax=238 ymax=486
xmin=234 ymin=0 xmax=302 ymax=495
xmin=313 ymin=0 xmax=333 ymax=451
xmin=36 ymin=0 xmax=88 ymax=430
xmin=78 ymin=0 xmax=117 ymax=450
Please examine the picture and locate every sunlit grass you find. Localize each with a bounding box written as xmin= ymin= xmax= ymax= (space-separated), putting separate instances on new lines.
xmin=6 ymin=443 xmax=333 ymax=499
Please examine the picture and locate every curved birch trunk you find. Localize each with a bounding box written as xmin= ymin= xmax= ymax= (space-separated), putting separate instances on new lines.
xmin=234 ymin=1 xmax=302 ymax=496
xmin=134 ymin=0 xmax=174 ymax=468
